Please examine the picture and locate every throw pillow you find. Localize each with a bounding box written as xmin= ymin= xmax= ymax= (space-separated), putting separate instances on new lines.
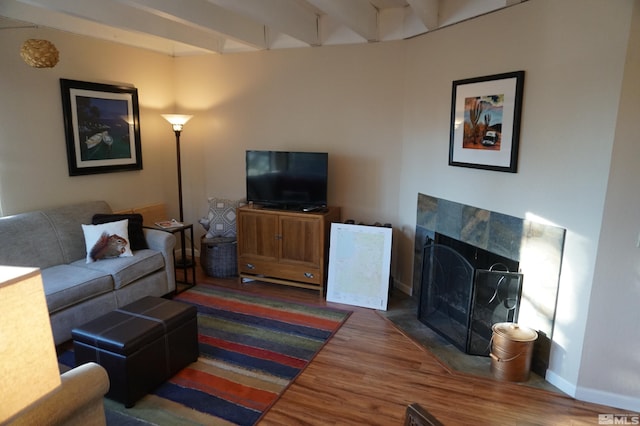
xmin=81 ymin=219 xmax=133 ymax=263
xmin=92 ymin=213 xmax=148 ymax=250
xmin=199 ymin=197 xmax=246 ymax=238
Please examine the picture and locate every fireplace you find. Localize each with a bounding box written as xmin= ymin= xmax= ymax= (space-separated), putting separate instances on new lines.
xmin=413 ymin=193 xmax=566 ymax=376
xmin=418 ymin=233 xmax=523 ymax=356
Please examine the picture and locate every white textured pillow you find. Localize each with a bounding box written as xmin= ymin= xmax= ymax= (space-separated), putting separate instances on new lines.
xmin=199 ymin=198 xmax=245 ymax=238
xmin=81 ymin=219 xmax=133 ymax=263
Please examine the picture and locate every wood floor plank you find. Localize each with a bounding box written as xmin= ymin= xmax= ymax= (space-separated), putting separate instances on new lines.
xmin=197 ymin=272 xmax=633 ymax=425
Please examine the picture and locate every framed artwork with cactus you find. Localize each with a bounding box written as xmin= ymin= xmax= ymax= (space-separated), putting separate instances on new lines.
xmin=60 ymin=79 xmax=142 ymax=176
xmin=449 ymin=71 xmax=525 ymax=173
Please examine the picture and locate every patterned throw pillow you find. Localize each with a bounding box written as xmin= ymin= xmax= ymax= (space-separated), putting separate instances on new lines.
xmin=81 ymin=219 xmax=133 ymax=263
xmin=199 ymin=198 xmax=246 ymax=238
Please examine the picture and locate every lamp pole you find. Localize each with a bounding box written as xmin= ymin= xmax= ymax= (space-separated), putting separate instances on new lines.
xmin=161 ymin=114 xmax=193 ymax=223
xmin=174 ymin=128 xmax=184 ymax=222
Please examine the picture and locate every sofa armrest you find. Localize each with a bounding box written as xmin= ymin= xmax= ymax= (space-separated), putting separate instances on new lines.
xmin=9 ymin=362 xmax=110 ymax=426
xmin=144 ymin=228 xmax=177 ymax=293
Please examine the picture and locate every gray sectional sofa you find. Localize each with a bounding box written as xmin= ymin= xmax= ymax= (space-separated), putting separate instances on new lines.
xmin=0 ymin=200 xmax=176 ymax=345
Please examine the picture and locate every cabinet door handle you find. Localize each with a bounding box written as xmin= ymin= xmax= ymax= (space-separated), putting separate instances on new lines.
xmin=246 ymin=263 xmax=255 ymax=270
xmin=275 ymin=234 xmax=282 ymax=240
xmin=304 ymin=272 xmax=314 ymax=279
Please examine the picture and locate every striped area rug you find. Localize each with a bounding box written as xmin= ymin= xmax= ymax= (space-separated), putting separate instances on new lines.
xmin=60 ymin=284 xmax=351 ymax=425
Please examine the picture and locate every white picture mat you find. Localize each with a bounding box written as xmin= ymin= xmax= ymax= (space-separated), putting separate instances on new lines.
xmin=326 ymin=223 xmax=392 ymax=310
xmin=451 ymin=76 xmax=518 ymax=167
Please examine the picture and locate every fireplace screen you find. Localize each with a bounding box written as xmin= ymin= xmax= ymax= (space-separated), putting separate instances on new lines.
xmin=468 ymin=268 xmax=523 ymax=355
xmin=419 ymin=243 xmax=474 ymax=352
xmin=418 ymin=233 xmax=523 ymax=356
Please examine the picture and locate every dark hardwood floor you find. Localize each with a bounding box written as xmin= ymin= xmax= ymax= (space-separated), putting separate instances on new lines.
xmin=196 ymin=270 xmax=627 ymax=425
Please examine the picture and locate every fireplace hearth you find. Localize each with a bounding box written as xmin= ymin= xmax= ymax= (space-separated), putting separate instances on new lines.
xmin=418 ymin=233 xmax=523 ymax=356
xmin=413 ymin=193 xmax=566 ymax=377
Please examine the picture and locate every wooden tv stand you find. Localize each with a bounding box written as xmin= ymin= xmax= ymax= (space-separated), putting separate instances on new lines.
xmin=236 ymin=204 xmax=341 ymax=294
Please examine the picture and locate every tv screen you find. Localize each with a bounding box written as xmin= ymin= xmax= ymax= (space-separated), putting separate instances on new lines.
xmin=246 ymin=150 xmax=328 ymax=210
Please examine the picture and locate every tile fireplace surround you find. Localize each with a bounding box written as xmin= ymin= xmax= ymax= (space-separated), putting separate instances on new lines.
xmin=413 ymin=193 xmax=566 ymax=376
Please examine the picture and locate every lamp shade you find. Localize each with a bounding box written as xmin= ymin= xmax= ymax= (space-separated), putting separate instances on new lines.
xmin=20 ymin=39 xmax=59 ymax=68
xmin=162 ymin=114 xmax=193 ymax=131
xmin=0 ymin=266 xmax=61 ymax=423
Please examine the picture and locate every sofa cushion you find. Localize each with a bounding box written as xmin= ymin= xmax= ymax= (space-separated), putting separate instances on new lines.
xmin=82 ymin=219 xmax=133 ymax=263
xmin=41 ymin=265 xmax=114 ymax=314
xmin=76 ymin=249 xmax=165 ymax=290
xmin=92 ymin=213 xmax=148 ymax=250
xmin=42 ymin=201 xmax=112 ymax=263
xmin=0 ymin=211 xmax=65 ymax=269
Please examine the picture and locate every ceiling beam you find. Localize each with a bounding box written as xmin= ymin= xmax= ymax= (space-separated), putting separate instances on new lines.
xmin=1 ymin=0 xmax=528 ymax=55
xmin=0 ymin=0 xmax=213 ymax=55
xmin=120 ymin=0 xmax=267 ymax=50
xmin=407 ymin=0 xmax=439 ymax=31
xmin=208 ymin=0 xmax=321 ymax=47
xmin=306 ymin=0 xmax=379 ymax=42
xmin=15 ymin=0 xmax=234 ymax=53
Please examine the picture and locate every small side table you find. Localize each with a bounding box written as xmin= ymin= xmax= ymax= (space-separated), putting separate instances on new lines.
xmin=146 ymin=223 xmax=196 ymax=294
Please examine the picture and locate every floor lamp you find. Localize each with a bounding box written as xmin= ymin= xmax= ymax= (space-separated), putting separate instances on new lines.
xmin=162 ymin=114 xmax=193 ymax=267
xmin=161 ymin=114 xmax=193 ymax=222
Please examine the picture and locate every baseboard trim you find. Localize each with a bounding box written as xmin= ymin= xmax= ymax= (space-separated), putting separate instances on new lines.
xmin=393 ymin=279 xmax=412 ymax=296
xmin=545 ymin=369 xmax=577 ymax=397
xmin=546 ymin=370 xmax=640 ymax=412
xmin=575 ymin=385 xmax=640 ymax=413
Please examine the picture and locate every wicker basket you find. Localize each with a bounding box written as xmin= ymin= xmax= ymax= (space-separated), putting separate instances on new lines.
xmin=200 ymin=236 xmax=237 ymax=277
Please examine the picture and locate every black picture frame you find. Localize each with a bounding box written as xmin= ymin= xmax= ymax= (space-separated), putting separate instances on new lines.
xmin=449 ymin=71 xmax=525 ymax=173
xmin=60 ymin=79 xmax=142 ymax=176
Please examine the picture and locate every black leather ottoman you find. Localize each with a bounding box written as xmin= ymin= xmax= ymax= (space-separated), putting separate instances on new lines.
xmin=72 ymin=296 xmax=199 ymax=407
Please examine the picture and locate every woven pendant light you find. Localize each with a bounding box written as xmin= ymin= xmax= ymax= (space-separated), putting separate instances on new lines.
xmin=20 ymin=39 xmax=59 ymax=68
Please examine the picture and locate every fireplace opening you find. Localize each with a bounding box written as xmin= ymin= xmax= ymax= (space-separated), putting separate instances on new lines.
xmin=418 ymin=233 xmax=523 ymax=356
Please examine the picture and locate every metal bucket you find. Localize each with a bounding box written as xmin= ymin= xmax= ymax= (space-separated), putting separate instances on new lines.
xmin=490 ymin=322 xmax=538 ymax=382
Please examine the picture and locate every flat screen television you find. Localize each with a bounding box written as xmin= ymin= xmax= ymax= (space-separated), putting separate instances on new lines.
xmin=246 ymin=150 xmax=328 ymax=210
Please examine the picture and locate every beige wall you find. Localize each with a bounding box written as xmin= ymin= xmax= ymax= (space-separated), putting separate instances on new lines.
xmin=0 ymin=25 xmax=176 ymax=216
xmin=580 ymin=0 xmax=640 ymax=409
xmin=1 ymin=0 xmax=638 ymax=412
xmin=171 ymin=44 xmax=406 ymax=232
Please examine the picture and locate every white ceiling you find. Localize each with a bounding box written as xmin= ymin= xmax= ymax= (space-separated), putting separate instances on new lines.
xmin=0 ymin=0 xmax=525 ymax=56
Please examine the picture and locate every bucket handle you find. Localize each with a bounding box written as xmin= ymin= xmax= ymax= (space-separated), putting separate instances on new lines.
xmin=489 ymin=336 xmax=526 ymax=363
xmin=490 ymin=352 xmax=525 ymax=363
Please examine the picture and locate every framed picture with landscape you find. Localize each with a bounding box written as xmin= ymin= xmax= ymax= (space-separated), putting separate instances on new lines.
xmin=60 ymin=79 xmax=142 ymax=176
xmin=448 ymin=71 xmax=525 ymax=173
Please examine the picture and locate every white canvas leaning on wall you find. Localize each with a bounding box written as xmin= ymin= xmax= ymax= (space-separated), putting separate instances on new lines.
xmin=326 ymin=223 xmax=392 ymax=310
